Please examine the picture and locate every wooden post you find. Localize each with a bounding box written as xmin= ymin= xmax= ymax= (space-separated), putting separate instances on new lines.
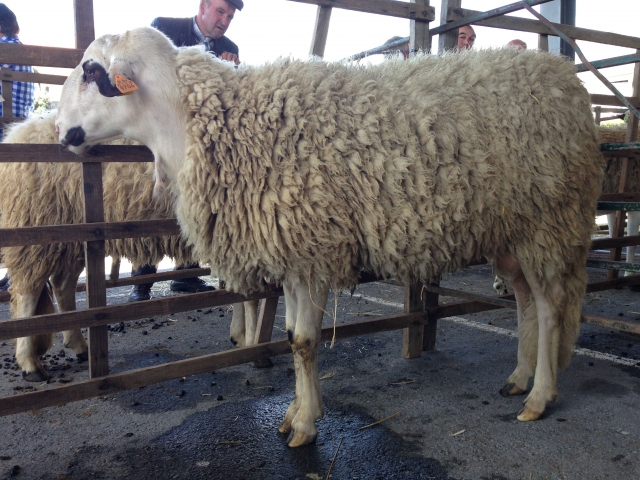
xmin=1 ymin=79 xmax=12 ymax=137
xmin=411 ymin=0 xmax=431 ymax=54
xmin=74 ymin=0 xmax=95 ymax=50
xmin=538 ymin=34 xmax=549 ymax=51
xmin=82 ymin=163 xmax=109 ymax=378
xmin=402 ymin=281 xmax=424 ymax=359
xmin=309 ymin=6 xmax=332 ymax=58
xmin=74 ymin=0 xmax=106 ymax=377
xmin=254 ymin=297 xmax=279 ymax=345
xmin=609 ymin=50 xmax=640 ymax=279
xmin=594 ymin=105 xmax=602 ymax=125
xmin=422 ymin=283 xmax=439 ymax=351
xmin=438 ymin=0 xmax=461 ymax=54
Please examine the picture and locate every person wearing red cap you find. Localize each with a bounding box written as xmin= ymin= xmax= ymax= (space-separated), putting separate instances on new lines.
xmin=128 ymin=0 xmax=244 ymax=302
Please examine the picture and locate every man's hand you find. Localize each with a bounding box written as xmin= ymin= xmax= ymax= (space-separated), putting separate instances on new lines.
xmin=220 ymin=51 xmax=240 ymax=65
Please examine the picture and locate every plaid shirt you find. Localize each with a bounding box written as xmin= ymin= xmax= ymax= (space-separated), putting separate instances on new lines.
xmin=0 ymin=35 xmax=35 ymax=119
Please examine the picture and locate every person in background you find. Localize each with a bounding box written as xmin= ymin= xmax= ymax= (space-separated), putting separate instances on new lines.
xmin=0 ymin=3 xmax=35 ymax=293
xmin=506 ymin=39 xmax=527 ymax=51
xmin=127 ymin=0 xmax=244 ymax=302
xmin=457 ymin=25 xmax=476 ymax=51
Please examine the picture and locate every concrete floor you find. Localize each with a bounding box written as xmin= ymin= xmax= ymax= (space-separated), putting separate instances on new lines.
xmin=0 ymin=261 xmax=639 ymax=479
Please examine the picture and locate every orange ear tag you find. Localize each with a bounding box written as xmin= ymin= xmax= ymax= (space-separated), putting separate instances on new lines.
xmin=114 ymin=74 xmax=139 ymax=95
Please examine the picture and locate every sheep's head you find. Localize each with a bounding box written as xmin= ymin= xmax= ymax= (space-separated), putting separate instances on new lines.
xmin=56 ymin=27 xmax=185 ymax=196
xmin=56 ymin=32 xmax=143 ymax=155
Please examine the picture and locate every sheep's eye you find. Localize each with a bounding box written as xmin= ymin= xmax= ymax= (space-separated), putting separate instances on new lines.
xmin=82 ymin=61 xmax=101 ymax=83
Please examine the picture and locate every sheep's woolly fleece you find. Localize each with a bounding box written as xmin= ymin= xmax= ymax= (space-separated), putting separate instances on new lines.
xmin=597 ymin=124 xmax=640 ymax=194
xmin=173 ymin=47 xmax=604 ymax=295
xmin=0 ymin=112 xmax=194 ymax=307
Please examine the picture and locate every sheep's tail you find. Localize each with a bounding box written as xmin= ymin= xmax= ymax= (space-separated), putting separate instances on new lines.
xmin=33 ymin=282 xmax=56 ymax=356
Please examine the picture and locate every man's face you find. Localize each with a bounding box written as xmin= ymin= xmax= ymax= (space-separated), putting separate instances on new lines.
xmin=199 ymin=0 xmax=236 ymax=39
xmin=457 ymin=25 xmax=476 ymax=50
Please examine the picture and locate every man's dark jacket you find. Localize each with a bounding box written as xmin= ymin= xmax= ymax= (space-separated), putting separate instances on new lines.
xmin=151 ymin=17 xmax=239 ymax=57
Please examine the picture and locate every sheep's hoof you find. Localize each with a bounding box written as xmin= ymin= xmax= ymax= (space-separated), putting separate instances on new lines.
xmin=252 ymin=358 xmax=274 ymax=369
xmin=76 ymin=352 xmax=88 ymax=363
xmin=286 ymin=429 xmax=316 ymax=448
xmin=22 ymin=369 xmax=49 ymax=383
xmin=517 ymin=405 xmax=543 ymax=422
xmin=499 ymin=382 xmax=526 ymax=396
xmin=278 ymin=419 xmax=292 ymax=434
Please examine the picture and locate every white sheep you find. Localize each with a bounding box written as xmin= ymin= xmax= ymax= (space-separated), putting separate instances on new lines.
xmin=0 ymin=112 xmax=259 ymax=380
xmin=55 ymin=27 xmax=604 ymax=447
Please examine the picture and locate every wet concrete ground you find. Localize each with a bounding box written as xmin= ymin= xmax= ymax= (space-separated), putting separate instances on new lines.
xmin=0 ymin=262 xmax=639 ymax=479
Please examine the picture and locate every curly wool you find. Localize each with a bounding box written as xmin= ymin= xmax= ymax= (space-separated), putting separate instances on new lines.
xmin=597 ymin=124 xmax=640 ymax=194
xmin=0 ymin=112 xmax=194 ymax=310
xmin=171 ymin=47 xmax=603 ymax=298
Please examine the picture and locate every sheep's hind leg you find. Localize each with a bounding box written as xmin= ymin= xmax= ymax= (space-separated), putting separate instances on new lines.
xmin=495 ymin=254 xmax=535 ymax=397
xmin=229 ymin=302 xmax=247 ymax=347
xmin=50 ymin=265 xmax=87 ymax=362
xmin=279 ymin=279 xmax=329 ymax=447
xmin=14 ymin=282 xmax=55 ymax=382
xmin=517 ymin=269 xmax=565 ymax=421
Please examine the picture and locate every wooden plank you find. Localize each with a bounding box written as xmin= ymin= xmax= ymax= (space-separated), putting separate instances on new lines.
xmin=0 ymin=144 xmax=154 ymax=163
xmin=422 ymin=282 xmax=438 ymax=351
xmin=0 ymin=287 xmax=284 ymax=341
xmin=538 ymin=33 xmax=549 ymax=52
xmin=0 ymin=310 xmax=428 ymax=416
xmin=591 ymin=94 xmax=640 ymax=108
xmin=287 ymin=0 xmax=435 ymax=21
xmin=410 ymin=0 xmax=431 ymax=54
xmin=74 ymin=0 xmax=96 ymax=50
xmin=608 ymin=55 xmax=640 ymax=280
xmin=592 ymin=234 xmax=640 ymax=250
xmin=449 ymin=8 xmax=640 ymax=50
xmin=0 ymin=219 xmax=180 ymax=248
xmin=0 ymin=69 xmax=67 ymax=85
xmin=82 ymin=162 xmax=108 ymax=378
xmin=402 ymin=282 xmax=424 ymax=358
xmin=581 ymin=314 xmax=640 ymax=335
xmin=438 ymin=0 xmax=460 ymax=54
xmin=2 ymin=80 xmax=12 ymax=121
xmin=309 ymin=6 xmax=332 ymax=57
xmin=254 ymin=297 xmax=280 ymax=345
xmin=598 ymin=193 xmax=640 ymax=202
xmin=0 ymin=43 xmax=84 ymax=68
xmin=0 ymin=268 xmax=213 ymax=304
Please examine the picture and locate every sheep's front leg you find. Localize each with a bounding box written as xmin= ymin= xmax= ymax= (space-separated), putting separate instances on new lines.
xmin=14 ymin=282 xmax=55 ymax=381
xmin=50 ymin=266 xmax=87 ymax=362
xmin=278 ymin=279 xmax=329 ymax=447
xmin=229 ymin=302 xmax=247 ymax=347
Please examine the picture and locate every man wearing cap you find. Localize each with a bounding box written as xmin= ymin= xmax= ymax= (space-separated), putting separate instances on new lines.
xmin=152 ymin=0 xmax=243 ymax=64
xmin=128 ymin=0 xmax=243 ymax=302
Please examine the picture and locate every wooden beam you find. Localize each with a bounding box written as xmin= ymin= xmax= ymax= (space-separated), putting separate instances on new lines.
xmin=0 ymin=287 xmax=284 ymax=341
xmin=0 ymin=69 xmax=67 ymax=85
xmin=0 ymin=219 xmax=180 ymax=248
xmin=0 ymin=310 xmax=428 ymax=416
xmin=591 ymin=234 xmax=640 ymax=250
xmin=449 ymin=8 xmax=640 ymax=50
xmin=0 ymin=44 xmax=83 ymax=68
xmin=74 ymin=0 xmax=95 ymax=50
xmin=309 ymin=6 xmax=332 ymax=57
xmin=287 ymin=0 xmax=435 ymax=21
xmin=591 ymin=94 xmax=640 ymax=108
xmin=0 ymin=144 xmax=154 ymax=163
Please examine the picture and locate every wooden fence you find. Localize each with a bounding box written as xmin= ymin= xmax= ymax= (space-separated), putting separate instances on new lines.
xmin=1 ymin=0 xmax=639 ymax=416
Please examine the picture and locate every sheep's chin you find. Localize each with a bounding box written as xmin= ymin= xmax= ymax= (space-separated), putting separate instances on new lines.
xmin=67 ymin=143 xmax=94 ymax=155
